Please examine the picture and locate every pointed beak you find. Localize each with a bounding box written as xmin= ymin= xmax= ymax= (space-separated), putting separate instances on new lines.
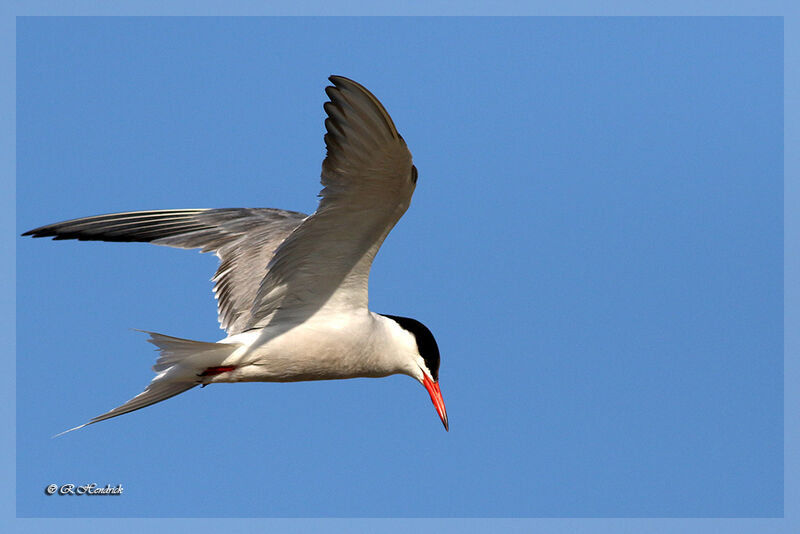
xmin=422 ymin=375 xmax=449 ymax=431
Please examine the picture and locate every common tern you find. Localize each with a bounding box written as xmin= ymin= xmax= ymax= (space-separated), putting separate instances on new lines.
xmin=23 ymin=75 xmax=448 ymax=435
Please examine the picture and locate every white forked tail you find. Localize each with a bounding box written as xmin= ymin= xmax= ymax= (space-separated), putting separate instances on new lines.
xmin=54 ymin=332 xmax=239 ymax=437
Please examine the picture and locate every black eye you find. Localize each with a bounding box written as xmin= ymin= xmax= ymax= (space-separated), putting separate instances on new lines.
xmin=411 ymin=165 xmax=418 ymax=184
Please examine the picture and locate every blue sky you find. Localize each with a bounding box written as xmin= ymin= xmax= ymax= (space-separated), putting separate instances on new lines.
xmin=14 ymin=15 xmax=783 ymax=521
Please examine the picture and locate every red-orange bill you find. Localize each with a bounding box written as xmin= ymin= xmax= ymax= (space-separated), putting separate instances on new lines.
xmin=422 ymin=375 xmax=449 ymax=431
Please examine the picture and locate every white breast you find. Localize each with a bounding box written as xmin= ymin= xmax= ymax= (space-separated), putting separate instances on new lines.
xmin=211 ymin=311 xmax=412 ymax=383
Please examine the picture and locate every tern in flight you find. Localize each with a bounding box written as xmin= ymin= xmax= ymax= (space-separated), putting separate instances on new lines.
xmin=24 ymin=76 xmax=448 ymax=435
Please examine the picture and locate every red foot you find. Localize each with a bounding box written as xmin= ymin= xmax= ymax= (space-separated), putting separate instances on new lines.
xmin=200 ymin=366 xmax=236 ymax=376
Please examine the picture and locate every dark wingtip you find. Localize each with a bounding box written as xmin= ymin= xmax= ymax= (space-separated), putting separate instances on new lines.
xmin=21 ymin=227 xmax=49 ymax=238
xmin=327 ymin=75 xmax=371 ymax=97
xmin=324 ymin=75 xmax=401 ymax=141
xmin=328 ymin=74 xmax=350 ymax=84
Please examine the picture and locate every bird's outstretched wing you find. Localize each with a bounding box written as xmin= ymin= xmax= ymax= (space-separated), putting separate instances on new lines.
xmin=247 ymin=76 xmax=417 ymax=328
xmin=23 ymin=76 xmax=416 ymax=332
xmin=22 ymin=208 xmax=307 ymax=334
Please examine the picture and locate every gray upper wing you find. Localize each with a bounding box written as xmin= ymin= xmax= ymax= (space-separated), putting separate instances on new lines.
xmin=23 ymin=208 xmax=307 ymax=334
xmin=247 ymin=76 xmax=416 ymax=328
